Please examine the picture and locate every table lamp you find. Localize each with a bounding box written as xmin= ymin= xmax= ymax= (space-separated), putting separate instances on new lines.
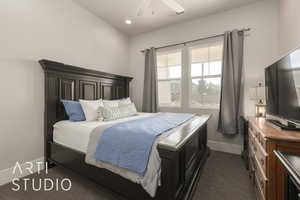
xmin=249 ymin=83 xmax=266 ymax=118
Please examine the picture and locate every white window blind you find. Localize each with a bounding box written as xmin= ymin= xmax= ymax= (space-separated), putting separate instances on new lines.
xmin=189 ymin=41 xmax=223 ymax=109
xmin=157 ymin=49 xmax=182 ymax=107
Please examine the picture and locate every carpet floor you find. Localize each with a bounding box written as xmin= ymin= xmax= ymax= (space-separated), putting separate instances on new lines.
xmin=0 ymin=151 xmax=255 ymax=200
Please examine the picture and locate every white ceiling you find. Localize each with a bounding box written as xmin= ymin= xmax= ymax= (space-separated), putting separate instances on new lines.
xmin=74 ymin=0 xmax=261 ymax=36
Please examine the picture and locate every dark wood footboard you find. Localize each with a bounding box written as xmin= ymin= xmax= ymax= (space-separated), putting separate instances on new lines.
xmin=41 ymin=60 xmax=210 ymax=200
xmin=157 ymin=116 xmax=210 ymax=200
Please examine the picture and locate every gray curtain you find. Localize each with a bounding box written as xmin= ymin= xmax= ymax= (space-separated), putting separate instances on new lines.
xmin=218 ymin=30 xmax=244 ymax=135
xmin=142 ymin=47 xmax=158 ymax=113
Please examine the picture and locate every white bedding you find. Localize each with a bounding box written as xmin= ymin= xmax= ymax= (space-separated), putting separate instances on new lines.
xmin=53 ymin=112 xmax=198 ymax=197
xmin=53 ymin=113 xmax=154 ymax=153
xmin=53 ymin=120 xmax=99 ymax=153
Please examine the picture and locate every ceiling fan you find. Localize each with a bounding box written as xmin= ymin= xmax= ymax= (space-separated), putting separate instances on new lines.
xmin=137 ymin=0 xmax=185 ymax=16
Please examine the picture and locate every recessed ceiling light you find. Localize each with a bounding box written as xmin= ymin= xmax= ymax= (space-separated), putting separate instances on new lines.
xmin=125 ymin=20 xmax=132 ymax=25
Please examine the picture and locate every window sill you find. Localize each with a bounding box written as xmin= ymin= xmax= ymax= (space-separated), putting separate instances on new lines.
xmin=159 ymin=105 xmax=181 ymax=109
xmin=189 ymin=106 xmax=220 ymax=110
xmin=158 ymin=106 xmax=219 ymax=112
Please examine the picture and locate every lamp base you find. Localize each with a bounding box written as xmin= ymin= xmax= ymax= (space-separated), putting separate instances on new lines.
xmin=255 ymin=103 xmax=266 ymax=118
xmin=256 ymin=113 xmax=265 ymax=118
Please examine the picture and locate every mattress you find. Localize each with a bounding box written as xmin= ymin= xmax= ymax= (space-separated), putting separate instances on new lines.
xmin=53 ymin=113 xmax=154 ymax=153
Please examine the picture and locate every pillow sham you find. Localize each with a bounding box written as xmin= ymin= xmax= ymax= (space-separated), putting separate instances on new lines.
xmin=79 ymin=99 xmax=104 ymax=121
xmin=118 ymin=97 xmax=132 ymax=106
xmin=101 ymin=103 xmax=137 ymax=121
xmin=103 ymin=99 xmax=120 ymax=107
xmin=61 ymin=100 xmax=86 ymax=122
xmin=103 ymin=98 xmax=132 ymax=107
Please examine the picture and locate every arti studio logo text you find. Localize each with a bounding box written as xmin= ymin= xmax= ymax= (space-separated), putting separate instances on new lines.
xmin=11 ymin=161 xmax=72 ymax=192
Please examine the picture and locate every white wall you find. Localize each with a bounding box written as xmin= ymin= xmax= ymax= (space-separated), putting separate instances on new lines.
xmin=279 ymin=0 xmax=300 ymax=55
xmin=129 ymin=0 xmax=279 ymax=151
xmin=0 ymin=0 xmax=129 ymax=171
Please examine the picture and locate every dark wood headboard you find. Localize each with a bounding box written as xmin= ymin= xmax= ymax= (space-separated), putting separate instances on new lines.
xmin=40 ymin=59 xmax=132 ymax=156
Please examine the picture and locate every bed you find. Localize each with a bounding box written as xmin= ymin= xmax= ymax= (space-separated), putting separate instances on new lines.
xmin=40 ymin=59 xmax=210 ymax=200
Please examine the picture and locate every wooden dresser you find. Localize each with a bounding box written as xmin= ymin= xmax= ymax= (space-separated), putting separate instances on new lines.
xmin=274 ymin=151 xmax=300 ymax=200
xmin=248 ymin=117 xmax=300 ymax=200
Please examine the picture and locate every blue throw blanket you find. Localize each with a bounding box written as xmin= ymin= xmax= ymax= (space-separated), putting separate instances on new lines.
xmin=94 ymin=113 xmax=194 ymax=175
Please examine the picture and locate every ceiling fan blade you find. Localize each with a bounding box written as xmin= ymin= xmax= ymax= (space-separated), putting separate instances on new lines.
xmin=161 ymin=0 xmax=184 ymax=14
xmin=137 ymin=0 xmax=153 ymax=16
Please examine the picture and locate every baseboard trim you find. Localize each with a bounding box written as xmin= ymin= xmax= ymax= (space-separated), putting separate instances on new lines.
xmin=0 ymin=157 xmax=44 ymax=186
xmin=208 ymin=140 xmax=242 ymax=155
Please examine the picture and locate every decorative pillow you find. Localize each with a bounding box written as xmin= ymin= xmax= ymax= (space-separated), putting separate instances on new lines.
xmin=61 ymin=100 xmax=86 ymax=122
xmin=101 ymin=103 xmax=137 ymax=121
xmin=103 ymin=99 xmax=120 ymax=107
xmin=103 ymin=98 xmax=132 ymax=107
xmin=118 ymin=97 xmax=132 ymax=106
xmin=79 ymin=99 xmax=104 ymax=121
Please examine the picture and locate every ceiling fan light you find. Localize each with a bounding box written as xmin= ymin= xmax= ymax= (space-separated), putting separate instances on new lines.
xmin=125 ymin=20 xmax=132 ymax=25
xmin=161 ymin=0 xmax=185 ymax=14
xmin=137 ymin=0 xmax=185 ymax=17
xmin=176 ymin=11 xmax=184 ymax=15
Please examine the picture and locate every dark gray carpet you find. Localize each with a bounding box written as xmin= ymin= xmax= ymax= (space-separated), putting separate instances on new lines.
xmin=0 ymin=151 xmax=255 ymax=200
xmin=193 ymin=151 xmax=255 ymax=200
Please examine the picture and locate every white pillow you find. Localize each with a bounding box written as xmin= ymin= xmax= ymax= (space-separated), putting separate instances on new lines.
xmin=101 ymin=103 xmax=137 ymax=121
xmin=79 ymin=99 xmax=104 ymax=121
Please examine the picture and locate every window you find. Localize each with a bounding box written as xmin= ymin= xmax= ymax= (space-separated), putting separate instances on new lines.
xmin=157 ymin=50 xmax=182 ymax=107
xmin=155 ymin=38 xmax=223 ymax=109
xmin=189 ymin=41 xmax=223 ymax=108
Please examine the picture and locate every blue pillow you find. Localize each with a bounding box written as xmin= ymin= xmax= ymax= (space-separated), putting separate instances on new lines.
xmin=61 ymin=100 xmax=86 ymax=122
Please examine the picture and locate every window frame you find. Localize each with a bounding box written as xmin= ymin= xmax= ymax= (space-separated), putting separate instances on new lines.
xmin=187 ymin=38 xmax=223 ymax=110
xmin=155 ymin=37 xmax=223 ymax=110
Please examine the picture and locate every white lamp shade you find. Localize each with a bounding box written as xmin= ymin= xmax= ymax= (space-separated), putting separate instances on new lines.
xmin=249 ymin=88 xmax=258 ymax=100
xmin=256 ymin=86 xmax=266 ymax=100
xmin=249 ymin=86 xmax=266 ymax=102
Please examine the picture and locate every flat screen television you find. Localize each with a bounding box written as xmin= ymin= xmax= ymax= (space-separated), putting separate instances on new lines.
xmin=265 ymin=48 xmax=300 ymax=125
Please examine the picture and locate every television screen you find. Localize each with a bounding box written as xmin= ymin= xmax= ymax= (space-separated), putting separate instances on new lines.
xmin=265 ymin=48 xmax=300 ymax=123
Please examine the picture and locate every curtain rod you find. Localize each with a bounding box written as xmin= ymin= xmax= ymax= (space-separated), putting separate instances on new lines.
xmin=140 ymin=28 xmax=251 ymax=53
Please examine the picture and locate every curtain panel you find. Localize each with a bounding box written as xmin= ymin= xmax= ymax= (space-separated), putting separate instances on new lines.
xmin=218 ymin=30 xmax=244 ymax=135
xmin=142 ymin=47 xmax=158 ymax=113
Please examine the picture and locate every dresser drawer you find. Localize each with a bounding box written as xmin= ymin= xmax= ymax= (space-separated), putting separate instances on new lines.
xmin=255 ymin=175 xmax=266 ymax=200
xmin=250 ymin=123 xmax=266 ymax=150
xmin=249 ymin=129 xmax=267 ymax=174
xmin=254 ymin=156 xmax=267 ymax=198
xmin=255 ymin=143 xmax=267 ymax=173
xmin=257 ymin=133 xmax=267 ymax=150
